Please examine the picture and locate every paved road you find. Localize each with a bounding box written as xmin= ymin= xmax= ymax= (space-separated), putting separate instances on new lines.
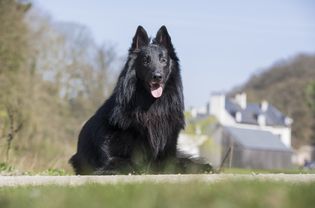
xmin=1 ymin=174 xmax=315 ymax=187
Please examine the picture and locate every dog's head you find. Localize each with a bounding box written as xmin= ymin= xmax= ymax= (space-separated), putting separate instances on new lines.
xmin=130 ymin=26 xmax=177 ymax=98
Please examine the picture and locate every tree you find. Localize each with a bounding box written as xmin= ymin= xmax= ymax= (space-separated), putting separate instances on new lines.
xmin=306 ymin=82 xmax=315 ymax=144
xmin=235 ymin=54 xmax=315 ymax=147
xmin=0 ymin=2 xmax=117 ymax=171
xmin=0 ymin=0 xmax=31 ymax=162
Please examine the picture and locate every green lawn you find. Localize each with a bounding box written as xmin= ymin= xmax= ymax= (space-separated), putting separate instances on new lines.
xmin=221 ymin=167 xmax=315 ymax=174
xmin=1 ymin=181 xmax=315 ymax=208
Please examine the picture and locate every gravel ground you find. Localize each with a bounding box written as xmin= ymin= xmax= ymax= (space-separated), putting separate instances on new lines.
xmin=1 ymin=174 xmax=315 ymax=187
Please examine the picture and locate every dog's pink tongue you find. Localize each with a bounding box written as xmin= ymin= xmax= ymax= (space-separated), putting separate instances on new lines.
xmin=151 ymin=86 xmax=163 ymax=98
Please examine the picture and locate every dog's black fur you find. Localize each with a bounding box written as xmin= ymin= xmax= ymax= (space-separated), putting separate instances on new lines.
xmin=69 ymin=26 xmax=210 ymax=175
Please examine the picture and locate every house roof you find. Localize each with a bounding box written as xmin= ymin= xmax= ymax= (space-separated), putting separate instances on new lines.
xmin=225 ymin=99 xmax=289 ymax=126
xmin=224 ymin=126 xmax=292 ymax=152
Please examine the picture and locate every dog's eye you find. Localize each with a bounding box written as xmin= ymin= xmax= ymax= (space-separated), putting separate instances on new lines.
xmin=160 ymin=57 xmax=167 ymax=64
xmin=143 ymin=56 xmax=151 ymax=64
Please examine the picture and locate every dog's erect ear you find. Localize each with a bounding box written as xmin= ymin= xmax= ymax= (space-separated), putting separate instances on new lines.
xmin=154 ymin=25 xmax=178 ymax=61
xmin=130 ymin=26 xmax=149 ymax=51
xmin=155 ymin=25 xmax=173 ymax=50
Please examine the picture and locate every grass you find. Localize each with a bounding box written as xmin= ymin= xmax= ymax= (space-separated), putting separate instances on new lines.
xmin=221 ymin=167 xmax=315 ymax=174
xmin=2 ymin=161 xmax=315 ymax=175
xmin=0 ymin=163 xmax=14 ymax=173
xmin=0 ymin=181 xmax=315 ymax=208
xmin=0 ymin=162 xmax=71 ymax=176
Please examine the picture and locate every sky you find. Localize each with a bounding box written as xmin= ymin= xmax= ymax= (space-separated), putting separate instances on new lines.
xmin=34 ymin=0 xmax=315 ymax=108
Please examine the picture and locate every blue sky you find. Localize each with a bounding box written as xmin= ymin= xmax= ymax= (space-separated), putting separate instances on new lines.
xmin=34 ymin=0 xmax=315 ymax=107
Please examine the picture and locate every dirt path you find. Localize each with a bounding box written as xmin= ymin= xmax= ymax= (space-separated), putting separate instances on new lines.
xmin=0 ymin=174 xmax=315 ymax=187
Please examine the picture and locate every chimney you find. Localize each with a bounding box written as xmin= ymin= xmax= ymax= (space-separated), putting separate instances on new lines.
xmin=257 ymin=114 xmax=266 ymax=126
xmin=260 ymin=100 xmax=268 ymax=112
xmin=235 ymin=111 xmax=242 ymax=122
xmin=284 ymin=116 xmax=293 ymax=126
xmin=234 ymin=92 xmax=247 ymax=109
xmin=209 ymin=92 xmax=226 ymax=123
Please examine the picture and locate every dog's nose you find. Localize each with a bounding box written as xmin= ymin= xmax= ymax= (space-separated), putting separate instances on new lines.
xmin=153 ymin=73 xmax=162 ymax=81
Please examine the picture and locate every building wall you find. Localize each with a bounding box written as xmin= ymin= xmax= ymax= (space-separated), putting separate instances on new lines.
xmin=209 ymin=94 xmax=235 ymax=125
xmin=221 ymin=129 xmax=293 ymax=170
xmin=235 ymin=148 xmax=292 ymax=170
xmin=209 ymin=94 xmax=225 ymax=122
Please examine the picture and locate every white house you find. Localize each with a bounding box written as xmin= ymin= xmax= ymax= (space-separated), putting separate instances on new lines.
xmin=183 ymin=92 xmax=294 ymax=169
xmin=208 ymin=92 xmax=293 ymax=148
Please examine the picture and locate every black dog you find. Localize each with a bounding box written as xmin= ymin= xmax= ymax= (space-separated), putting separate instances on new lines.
xmin=70 ymin=26 xmax=210 ymax=174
